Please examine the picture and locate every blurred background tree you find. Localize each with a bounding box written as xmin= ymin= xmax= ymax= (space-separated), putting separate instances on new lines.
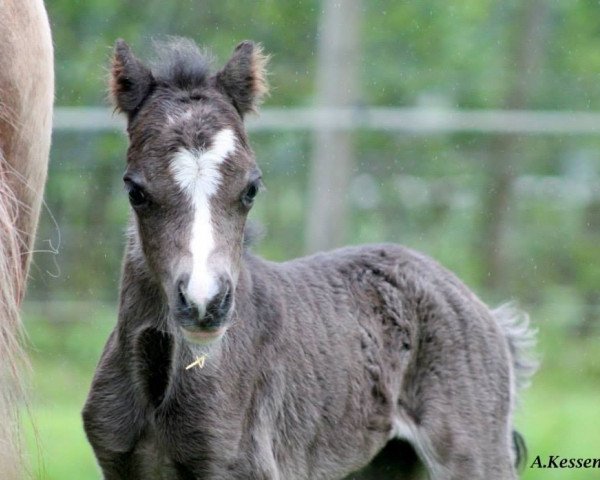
xmin=33 ymin=0 xmax=600 ymax=320
xmin=23 ymin=1 xmax=600 ymax=479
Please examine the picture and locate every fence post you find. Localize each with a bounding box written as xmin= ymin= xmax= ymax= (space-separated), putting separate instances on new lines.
xmin=304 ymin=0 xmax=362 ymax=253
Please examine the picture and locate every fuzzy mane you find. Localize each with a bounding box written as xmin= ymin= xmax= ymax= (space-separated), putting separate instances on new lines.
xmin=150 ymin=37 xmax=213 ymax=91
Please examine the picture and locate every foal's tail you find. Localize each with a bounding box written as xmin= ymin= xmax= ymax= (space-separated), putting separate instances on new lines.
xmin=493 ymin=303 xmax=538 ymax=470
xmin=494 ymin=303 xmax=538 ymax=391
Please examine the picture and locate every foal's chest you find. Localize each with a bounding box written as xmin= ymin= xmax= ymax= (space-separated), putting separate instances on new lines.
xmin=132 ymin=429 xmax=180 ymax=480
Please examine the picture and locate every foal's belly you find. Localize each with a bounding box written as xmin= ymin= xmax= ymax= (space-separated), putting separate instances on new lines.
xmin=129 ymin=425 xmax=373 ymax=480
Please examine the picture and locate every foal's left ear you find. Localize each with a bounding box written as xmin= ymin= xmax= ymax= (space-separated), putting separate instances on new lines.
xmin=215 ymin=41 xmax=269 ymax=116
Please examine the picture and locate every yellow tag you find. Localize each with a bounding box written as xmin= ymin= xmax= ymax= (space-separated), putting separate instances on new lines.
xmin=185 ymin=354 xmax=207 ymax=370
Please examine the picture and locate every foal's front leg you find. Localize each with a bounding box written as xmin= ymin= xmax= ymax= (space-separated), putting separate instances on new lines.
xmin=84 ymin=398 xmax=145 ymax=479
xmin=92 ymin=448 xmax=140 ymax=480
xmin=83 ymin=333 xmax=146 ymax=479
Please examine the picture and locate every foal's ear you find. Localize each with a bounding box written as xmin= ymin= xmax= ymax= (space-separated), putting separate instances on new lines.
xmin=110 ymin=39 xmax=154 ymax=116
xmin=215 ymin=41 xmax=269 ymax=116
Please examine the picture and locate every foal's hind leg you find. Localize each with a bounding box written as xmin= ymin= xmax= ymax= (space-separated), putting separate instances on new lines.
xmin=345 ymin=439 xmax=426 ymax=480
xmin=403 ymin=415 xmax=517 ymax=480
xmin=400 ymin=307 xmax=518 ymax=478
xmin=399 ymin=370 xmax=518 ymax=479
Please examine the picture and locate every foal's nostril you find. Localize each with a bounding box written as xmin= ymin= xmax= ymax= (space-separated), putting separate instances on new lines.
xmin=176 ymin=276 xmax=205 ymax=319
xmin=204 ymin=278 xmax=233 ymax=326
xmin=220 ymin=283 xmax=232 ymax=311
xmin=177 ymin=279 xmax=191 ymax=311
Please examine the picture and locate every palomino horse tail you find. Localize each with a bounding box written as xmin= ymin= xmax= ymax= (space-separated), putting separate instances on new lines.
xmin=0 ymin=0 xmax=54 ymax=477
xmin=493 ymin=303 xmax=538 ymax=470
xmin=0 ymin=153 xmax=28 ymax=479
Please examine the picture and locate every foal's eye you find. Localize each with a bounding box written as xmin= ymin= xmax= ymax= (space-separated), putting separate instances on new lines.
xmin=124 ymin=179 xmax=149 ymax=208
xmin=241 ymin=180 xmax=261 ymax=208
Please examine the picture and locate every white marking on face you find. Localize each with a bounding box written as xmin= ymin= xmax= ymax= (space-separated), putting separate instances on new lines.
xmin=171 ymin=128 xmax=236 ymax=307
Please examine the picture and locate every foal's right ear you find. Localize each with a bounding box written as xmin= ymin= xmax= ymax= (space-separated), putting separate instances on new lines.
xmin=215 ymin=41 xmax=269 ymax=117
xmin=110 ymin=39 xmax=154 ymax=117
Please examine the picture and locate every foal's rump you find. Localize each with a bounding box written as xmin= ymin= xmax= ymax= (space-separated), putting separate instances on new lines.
xmin=290 ymin=244 xmax=533 ymax=479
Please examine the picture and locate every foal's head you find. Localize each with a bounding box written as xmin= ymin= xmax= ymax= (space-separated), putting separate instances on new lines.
xmin=111 ymin=38 xmax=268 ymax=344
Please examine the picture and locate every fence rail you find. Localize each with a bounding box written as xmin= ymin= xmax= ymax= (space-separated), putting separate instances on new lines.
xmin=54 ymin=106 xmax=600 ymax=134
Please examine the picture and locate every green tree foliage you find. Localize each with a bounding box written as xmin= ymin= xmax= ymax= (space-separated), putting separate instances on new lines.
xmin=34 ymin=1 xmax=600 ymax=323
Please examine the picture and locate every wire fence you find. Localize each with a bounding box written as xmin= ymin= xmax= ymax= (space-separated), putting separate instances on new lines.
xmin=54 ymin=106 xmax=600 ymax=134
xmin=26 ymin=106 xmax=600 ymax=330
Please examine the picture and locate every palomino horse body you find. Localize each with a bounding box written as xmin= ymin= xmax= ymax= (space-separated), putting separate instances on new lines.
xmin=0 ymin=1 xmax=54 ymax=477
xmin=83 ymin=39 xmax=535 ymax=479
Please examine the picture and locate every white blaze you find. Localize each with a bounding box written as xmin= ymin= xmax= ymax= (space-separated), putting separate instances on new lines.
xmin=171 ymin=128 xmax=236 ymax=306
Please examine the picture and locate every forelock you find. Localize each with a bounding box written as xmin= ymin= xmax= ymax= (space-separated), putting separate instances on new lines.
xmin=150 ymin=37 xmax=213 ymax=91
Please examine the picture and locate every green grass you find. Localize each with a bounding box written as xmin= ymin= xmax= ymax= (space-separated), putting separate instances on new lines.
xmin=25 ymin=403 xmax=98 ymax=479
xmin=517 ymin=310 xmax=600 ymax=479
xmin=23 ymin=302 xmax=115 ymax=480
xmin=21 ymin=301 xmax=600 ymax=479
